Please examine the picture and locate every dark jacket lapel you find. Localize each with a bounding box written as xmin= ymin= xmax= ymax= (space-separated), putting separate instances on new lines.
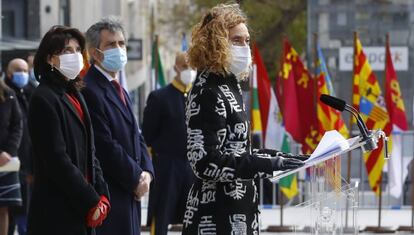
xmin=92 ymin=66 xmax=133 ymax=124
xmin=61 ymin=94 xmax=86 ymax=128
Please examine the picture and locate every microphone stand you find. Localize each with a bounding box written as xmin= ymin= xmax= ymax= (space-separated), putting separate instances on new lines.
xmin=320 ymin=95 xmax=392 ymax=232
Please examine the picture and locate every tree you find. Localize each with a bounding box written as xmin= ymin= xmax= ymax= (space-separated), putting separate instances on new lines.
xmin=162 ymin=0 xmax=307 ymax=80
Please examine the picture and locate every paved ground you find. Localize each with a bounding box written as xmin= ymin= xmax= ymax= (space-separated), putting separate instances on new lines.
xmin=11 ymin=207 xmax=412 ymax=234
xmin=138 ymin=207 xmax=413 ymax=234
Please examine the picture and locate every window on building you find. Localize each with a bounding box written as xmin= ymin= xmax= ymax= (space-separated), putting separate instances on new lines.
xmin=337 ymin=12 xmax=347 ymax=26
xmin=1 ymin=10 xmax=15 ymax=37
xmin=59 ymin=0 xmax=70 ymax=26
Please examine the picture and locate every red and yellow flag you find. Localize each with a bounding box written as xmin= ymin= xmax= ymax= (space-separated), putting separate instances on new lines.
xmin=254 ymin=44 xmax=298 ymax=199
xmin=353 ymin=36 xmax=392 ymax=195
xmin=316 ymin=44 xmax=347 ymax=191
xmin=384 ymin=35 xmax=408 ymax=198
xmin=316 ymin=45 xmax=349 ymax=138
xmin=278 ymin=39 xmax=319 ymax=154
xmin=385 ymin=38 xmax=408 ymax=131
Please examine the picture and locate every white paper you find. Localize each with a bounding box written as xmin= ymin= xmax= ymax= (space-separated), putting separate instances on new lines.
xmin=306 ymin=130 xmax=349 ymax=164
xmin=271 ymin=132 xmax=359 ymax=182
xmin=0 ymin=157 xmax=20 ymax=172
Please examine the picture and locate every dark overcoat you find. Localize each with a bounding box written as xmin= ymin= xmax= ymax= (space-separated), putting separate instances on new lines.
xmin=27 ymin=74 xmax=108 ymax=235
xmin=0 ymin=87 xmax=22 ymax=156
xmin=0 ymin=86 xmax=23 ymax=208
xmin=142 ymin=83 xmax=194 ymax=234
xmin=6 ymin=79 xmax=35 ymax=214
xmin=82 ymin=65 xmax=154 ymax=235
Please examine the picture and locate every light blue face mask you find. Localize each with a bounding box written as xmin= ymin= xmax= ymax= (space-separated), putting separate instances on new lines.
xmin=12 ymin=72 xmax=29 ymax=88
xmin=29 ymin=68 xmax=39 ymax=86
xmin=29 ymin=68 xmax=36 ymax=81
xmin=99 ymin=47 xmax=128 ymax=72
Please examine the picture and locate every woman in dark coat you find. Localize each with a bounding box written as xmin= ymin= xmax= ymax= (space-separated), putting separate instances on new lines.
xmin=27 ymin=26 xmax=110 ymax=235
xmin=0 ymin=79 xmax=23 ymax=235
xmin=183 ymin=4 xmax=306 ymax=234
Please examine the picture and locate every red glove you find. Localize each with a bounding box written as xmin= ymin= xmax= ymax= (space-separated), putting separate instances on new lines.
xmin=86 ymin=195 xmax=110 ymax=228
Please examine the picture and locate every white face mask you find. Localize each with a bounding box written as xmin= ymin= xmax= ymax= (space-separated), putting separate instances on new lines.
xmin=56 ymin=53 xmax=84 ymax=80
xmin=180 ymin=69 xmax=197 ymax=85
xmin=229 ymin=45 xmax=252 ymax=78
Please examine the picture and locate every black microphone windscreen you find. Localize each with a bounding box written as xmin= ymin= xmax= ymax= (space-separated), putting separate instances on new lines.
xmin=319 ymin=94 xmax=346 ymax=112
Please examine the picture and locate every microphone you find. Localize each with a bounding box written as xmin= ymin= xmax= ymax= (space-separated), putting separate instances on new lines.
xmin=319 ymin=94 xmax=377 ymax=151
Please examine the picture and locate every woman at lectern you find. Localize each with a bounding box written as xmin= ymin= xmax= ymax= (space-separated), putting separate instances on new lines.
xmin=182 ymin=3 xmax=307 ymax=234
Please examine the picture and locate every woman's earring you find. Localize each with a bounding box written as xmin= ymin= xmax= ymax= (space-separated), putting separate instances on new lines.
xmin=51 ymin=64 xmax=54 ymax=71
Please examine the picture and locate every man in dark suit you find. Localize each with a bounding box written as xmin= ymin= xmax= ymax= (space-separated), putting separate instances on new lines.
xmin=83 ymin=17 xmax=154 ymax=235
xmin=143 ymin=52 xmax=196 ymax=235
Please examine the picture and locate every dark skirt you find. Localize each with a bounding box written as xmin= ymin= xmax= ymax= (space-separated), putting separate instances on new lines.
xmin=0 ymin=172 xmax=22 ymax=207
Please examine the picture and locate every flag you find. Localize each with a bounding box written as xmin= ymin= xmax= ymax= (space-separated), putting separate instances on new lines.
xmin=316 ymin=45 xmax=349 ymax=138
xmin=353 ymin=36 xmax=392 ymax=195
xmin=315 ymin=44 xmax=347 ymax=191
xmin=181 ymin=32 xmax=188 ymax=51
xmin=384 ymin=36 xmax=408 ymax=198
xmin=151 ymin=39 xmax=166 ymax=89
xmin=277 ymin=39 xmax=319 ymax=154
xmin=251 ymin=63 xmax=263 ymax=135
xmin=253 ymin=44 xmax=283 ymax=148
xmin=253 ymin=44 xmax=298 ymax=199
xmin=279 ymin=134 xmax=299 ymax=199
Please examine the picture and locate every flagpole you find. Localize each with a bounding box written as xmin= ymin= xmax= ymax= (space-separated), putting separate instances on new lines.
xmin=154 ymin=35 xmax=159 ymax=91
xmin=266 ymin=39 xmax=294 ymax=233
xmin=149 ymin=4 xmax=155 ymax=92
xmin=276 ymin=38 xmax=287 ymax=231
xmin=376 ymin=33 xmax=391 ymax=230
xmin=364 ymin=32 xmax=394 ymax=233
xmin=279 ymin=184 xmax=283 ymax=227
xmin=344 ymin=31 xmax=358 ymax=230
xmin=313 ymin=33 xmax=318 ymax=117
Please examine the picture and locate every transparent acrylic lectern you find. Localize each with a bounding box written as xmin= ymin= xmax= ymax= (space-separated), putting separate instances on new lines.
xmin=270 ymin=130 xmax=389 ymax=235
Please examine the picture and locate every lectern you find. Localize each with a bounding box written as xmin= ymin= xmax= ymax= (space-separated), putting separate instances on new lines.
xmin=270 ymin=129 xmax=389 ymax=235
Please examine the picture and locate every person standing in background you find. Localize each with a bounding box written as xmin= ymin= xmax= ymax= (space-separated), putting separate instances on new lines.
xmin=143 ymin=52 xmax=196 ymax=235
xmin=4 ymin=58 xmax=34 ymax=235
xmin=26 ymin=53 xmax=39 ymax=88
xmin=83 ymin=17 xmax=154 ymax=235
xmin=0 ymin=77 xmax=23 ymax=235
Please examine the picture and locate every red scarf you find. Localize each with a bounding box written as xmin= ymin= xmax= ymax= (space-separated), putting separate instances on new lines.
xmin=65 ymin=93 xmax=85 ymax=123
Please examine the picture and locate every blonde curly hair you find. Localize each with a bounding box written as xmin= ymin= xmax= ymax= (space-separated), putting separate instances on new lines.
xmin=188 ymin=3 xmax=247 ymax=75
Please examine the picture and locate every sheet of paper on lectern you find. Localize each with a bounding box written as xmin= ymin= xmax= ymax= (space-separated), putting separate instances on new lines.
xmin=0 ymin=157 xmax=20 ymax=172
xmin=271 ymin=131 xmax=359 ymax=181
xmin=306 ymin=130 xmax=349 ymax=164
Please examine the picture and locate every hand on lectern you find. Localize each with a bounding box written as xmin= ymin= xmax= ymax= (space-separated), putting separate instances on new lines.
xmin=253 ymin=149 xmax=310 ymax=161
xmin=271 ymin=157 xmax=305 ymax=171
xmin=279 ymin=153 xmax=310 ymax=161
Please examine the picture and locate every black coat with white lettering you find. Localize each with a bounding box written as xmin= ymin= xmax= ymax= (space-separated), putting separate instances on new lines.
xmin=182 ymin=71 xmax=275 ymax=235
